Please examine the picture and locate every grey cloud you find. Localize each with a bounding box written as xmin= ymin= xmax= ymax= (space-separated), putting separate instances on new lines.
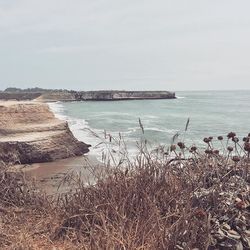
xmin=0 ymin=0 xmax=250 ymax=91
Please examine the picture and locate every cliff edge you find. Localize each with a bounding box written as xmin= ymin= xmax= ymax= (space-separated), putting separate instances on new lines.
xmin=0 ymin=89 xmax=176 ymax=102
xmin=0 ymin=101 xmax=90 ymax=165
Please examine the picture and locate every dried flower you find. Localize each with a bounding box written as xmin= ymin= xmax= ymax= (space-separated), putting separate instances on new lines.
xmin=232 ymin=137 xmax=239 ymax=143
xmin=227 ymin=132 xmax=236 ymax=139
xmin=203 ymin=138 xmax=210 ymax=143
xmin=243 ymin=137 xmax=250 ymax=142
xmin=177 ymin=142 xmax=185 ymax=149
xmin=244 ymin=142 xmax=250 ymax=152
xmin=213 ymin=150 xmax=219 ymax=155
xmin=190 ymin=146 xmax=197 ymax=152
xmin=170 ymin=145 xmax=176 ymax=152
xmin=205 ymin=149 xmax=213 ymax=154
xmin=227 ymin=146 xmax=233 ymax=152
xmin=217 ymin=136 xmax=223 ymax=140
xmin=232 ymin=156 xmax=240 ymax=162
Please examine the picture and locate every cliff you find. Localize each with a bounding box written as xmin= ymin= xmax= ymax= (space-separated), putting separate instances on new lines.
xmin=0 ymin=92 xmax=42 ymax=100
xmin=73 ymin=90 xmax=176 ymax=101
xmin=0 ymin=89 xmax=175 ymax=102
xmin=0 ymin=101 xmax=90 ymax=165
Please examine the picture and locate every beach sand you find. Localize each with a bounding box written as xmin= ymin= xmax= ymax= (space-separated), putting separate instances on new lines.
xmin=12 ymin=155 xmax=103 ymax=194
xmin=0 ymin=100 xmax=99 ymax=194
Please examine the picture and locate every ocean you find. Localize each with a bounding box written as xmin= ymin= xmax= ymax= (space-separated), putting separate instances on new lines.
xmin=48 ymin=90 xmax=250 ymax=158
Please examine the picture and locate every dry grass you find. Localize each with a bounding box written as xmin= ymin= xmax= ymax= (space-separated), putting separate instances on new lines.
xmin=0 ymin=132 xmax=249 ymax=249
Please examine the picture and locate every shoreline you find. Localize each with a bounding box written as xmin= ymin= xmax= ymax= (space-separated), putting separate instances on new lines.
xmin=0 ymin=100 xmax=97 ymax=193
xmin=11 ymin=155 xmax=102 ymax=194
xmin=0 ymin=89 xmax=176 ymax=102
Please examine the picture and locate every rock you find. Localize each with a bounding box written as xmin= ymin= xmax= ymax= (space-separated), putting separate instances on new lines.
xmin=0 ymin=101 xmax=90 ymax=165
xmin=75 ymin=90 xmax=176 ymax=101
xmin=0 ymin=89 xmax=176 ymax=102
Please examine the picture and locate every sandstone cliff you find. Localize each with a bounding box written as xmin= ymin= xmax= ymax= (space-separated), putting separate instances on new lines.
xmin=0 ymin=101 xmax=90 ymax=165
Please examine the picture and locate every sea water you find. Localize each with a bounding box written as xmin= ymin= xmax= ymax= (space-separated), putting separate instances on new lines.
xmin=48 ymin=90 xmax=250 ymax=158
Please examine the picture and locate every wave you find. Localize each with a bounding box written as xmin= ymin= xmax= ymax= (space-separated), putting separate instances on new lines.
xmin=48 ymin=102 xmax=139 ymax=160
xmin=145 ymin=127 xmax=176 ymax=133
xmin=48 ymin=102 xmax=97 ymax=148
xmin=47 ymin=102 xmax=173 ymax=161
xmin=176 ymin=96 xmax=186 ymax=99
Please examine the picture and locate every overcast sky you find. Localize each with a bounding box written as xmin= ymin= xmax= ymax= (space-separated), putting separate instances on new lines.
xmin=0 ymin=0 xmax=250 ymax=91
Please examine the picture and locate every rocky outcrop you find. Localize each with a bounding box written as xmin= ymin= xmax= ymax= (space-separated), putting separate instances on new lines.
xmin=73 ymin=91 xmax=176 ymax=101
xmin=35 ymin=91 xmax=76 ymax=102
xmin=0 ymin=92 xmax=41 ymax=101
xmin=0 ymin=102 xmax=90 ymax=165
xmin=0 ymin=89 xmax=176 ymax=102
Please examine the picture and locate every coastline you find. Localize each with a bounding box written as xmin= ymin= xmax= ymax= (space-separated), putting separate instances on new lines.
xmin=0 ymin=100 xmax=90 ymax=165
xmin=47 ymin=101 xmax=114 ymax=161
xmin=0 ymin=89 xmax=176 ymax=102
xmin=0 ymin=100 xmax=100 ymax=192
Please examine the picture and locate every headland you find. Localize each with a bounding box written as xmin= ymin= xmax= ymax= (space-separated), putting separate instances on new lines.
xmin=0 ymin=88 xmax=176 ymax=102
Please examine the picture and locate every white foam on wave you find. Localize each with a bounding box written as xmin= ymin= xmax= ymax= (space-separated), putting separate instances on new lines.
xmin=144 ymin=115 xmax=158 ymax=119
xmin=48 ymin=102 xmax=139 ymax=161
xmin=176 ymin=96 xmax=186 ymax=99
xmin=47 ymin=102 xmax=167 ymax=163
xmin=145 ymin=127 xmax=176 ymax=133
xmin=48 ymin=102 xmax=100 ymax=154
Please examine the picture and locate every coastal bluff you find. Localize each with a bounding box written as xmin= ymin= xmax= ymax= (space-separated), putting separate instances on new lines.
xmin=0 ymin=101 xmax=90 ymax=165
xmin=0 ymin=89 xmax=176 ymax=102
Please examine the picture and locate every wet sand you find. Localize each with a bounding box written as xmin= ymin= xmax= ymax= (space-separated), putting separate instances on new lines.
xmin=12 ymin=155 xmax=103 ymax=195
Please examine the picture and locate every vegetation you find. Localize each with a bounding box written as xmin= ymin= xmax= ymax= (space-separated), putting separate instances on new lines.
xmin=4 ymin=87 xmax=69 ymax=93
xmin=0 ymin=132 xmax=249 ymax=249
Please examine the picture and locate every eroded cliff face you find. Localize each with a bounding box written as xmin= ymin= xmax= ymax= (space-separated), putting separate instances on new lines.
xmin=0 ymin=90 xmax=176 ymax=102
xmin=74 ymin=91 xmax=176 ymax=101
xmin=0 ymin=102 xmax=90 ymax=165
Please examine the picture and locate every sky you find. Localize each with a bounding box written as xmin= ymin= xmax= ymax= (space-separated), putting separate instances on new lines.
xmin=0 ymin=0 xmax=250 ymax=91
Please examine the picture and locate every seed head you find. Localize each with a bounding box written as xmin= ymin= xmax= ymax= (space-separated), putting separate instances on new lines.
xmin=227 ymin=146 xmax=234 ymax=152
xmin=232 ymin=137 xmax=239 ymax=143
xmin=232 ymin=156 xmax=240 ymax=162
xmin=170 ymin=144 xmax=176 ymax=152
xmin=177 ymin=142 xmax=185 ymax=149
xmin=244 ymin=142 xmax=250 ymax=152
xmin=243 ymin=137 xmax=250 ymax=142
xmin=203 ymin=138 xmax=210 ymax=143
xmin=213 ymin=150 xmax=219 ymax=155
xmin=227 ymin=132 xmax=236 ymax=139
xmin=217 ymin=136 xmax=223 ymax=141
xmin=205 ymin=149 xmax=213 ymax=154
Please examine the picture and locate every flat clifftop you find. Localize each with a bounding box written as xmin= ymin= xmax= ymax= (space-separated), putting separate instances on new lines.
xmin=74 ymin=90 xmax=176 ymax=101
xmin=0 ymin=89 xmax=175 ymax=101
xmin=0 ymin=101 xmax=90 ymax=165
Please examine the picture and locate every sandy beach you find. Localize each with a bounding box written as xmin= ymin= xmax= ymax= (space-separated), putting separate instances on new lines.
xmin=0 ymin=100 xmax=96 ymax=193
xmin=11 ymin=155 xmax=102 ymax=194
